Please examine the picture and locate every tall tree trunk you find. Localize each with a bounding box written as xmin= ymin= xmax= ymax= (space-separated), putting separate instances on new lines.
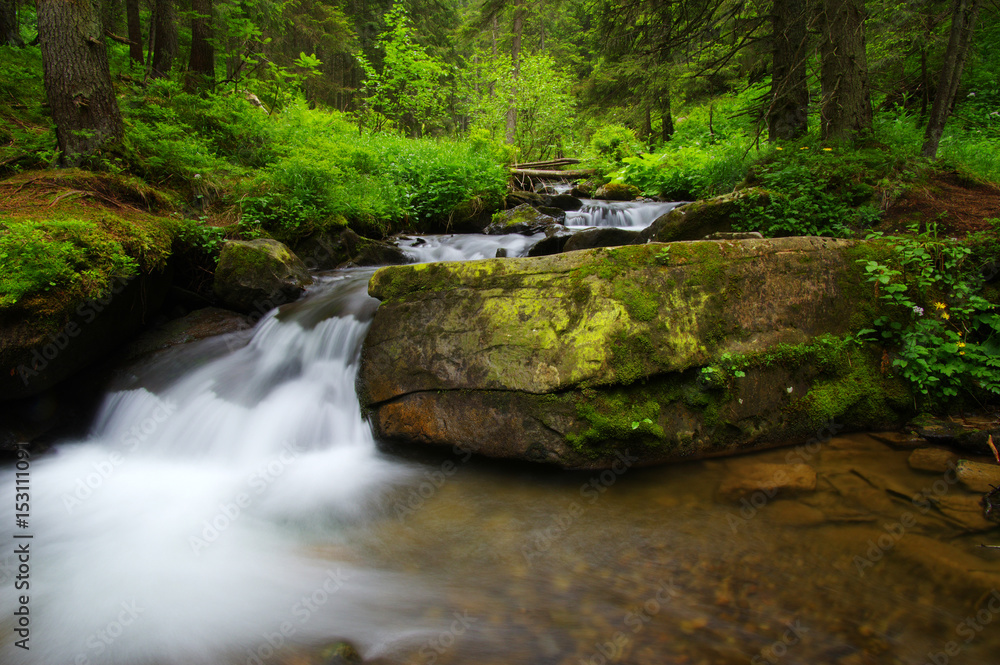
xmin=922 ymin=0 xmax=981 ymax=158
xmin=150 ymin=0 xmax=177 ymax=78
xmin=768 ymin=0 xmax=809 ymax=141
xmin=125 ymin=0 xmax=142 ymax=65
xmin=505 ymin=0 xmax=523 ymax=145
xmin=37 ymin=0 xmax=124 ymax=166
xmin=185 ymin=0 xmax=215 ymax=91
xmin=1 ymin=0 xmax=23 ymax=46
xmin=819 ymin=0 xmax=872 ymax=142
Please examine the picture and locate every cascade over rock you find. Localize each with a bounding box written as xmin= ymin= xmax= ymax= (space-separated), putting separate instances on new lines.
xmin=358 ymin=237 xmax=911 ymax=469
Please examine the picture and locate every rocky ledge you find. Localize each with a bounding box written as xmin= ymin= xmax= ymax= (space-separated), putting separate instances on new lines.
xmin=358 ymin=237 xmax=912 ymax=470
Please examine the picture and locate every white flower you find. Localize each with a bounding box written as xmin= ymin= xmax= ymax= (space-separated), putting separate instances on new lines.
xmin=786 ymin=386 xmax=793 ymax=394
xmin=913 ymin=305 xmax=924 ymax=316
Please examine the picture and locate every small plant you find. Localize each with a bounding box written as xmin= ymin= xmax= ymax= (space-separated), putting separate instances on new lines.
xmin=860 ymin=223 xmax=1000 ymax=402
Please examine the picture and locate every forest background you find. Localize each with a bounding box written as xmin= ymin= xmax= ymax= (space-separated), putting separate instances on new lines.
xmin=4 ymin=0 xmax=1000 ymax=406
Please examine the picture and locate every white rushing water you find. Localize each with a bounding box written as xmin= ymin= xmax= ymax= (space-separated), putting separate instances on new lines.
xmin=565 ymin=200 xmax=683 ymax=229
xmin=0 ymin=263 xmax=496 ymax=665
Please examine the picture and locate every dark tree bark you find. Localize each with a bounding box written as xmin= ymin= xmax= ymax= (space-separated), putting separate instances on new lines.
xmin=125 ymin=0 xmax=142 ymax=65
xmin=185 ymin=0 xmax=215 ymax=91
xmin=149 ymin=0 xmax=177 ymax=78
xmin=1 ymin=0 xmax=24 ymax=46
xmin=819 ymin=0 xmax=873 ymax=142
xmin=922 ymin=0 xmax=982 ymax=158
xmin=768 ymin=0 xmax=809 ymax=141
xmin=36 ymin=0 xmax=124 ymax=166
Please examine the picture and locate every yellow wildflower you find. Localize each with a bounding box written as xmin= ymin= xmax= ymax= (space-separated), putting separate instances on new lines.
xmin=960 ymin=351 xmax=965 ymax=356
xmin=942 ymin=312 xmax=950 ymax=320
xmin=823 ymin=148 xmax=833 ymax=151
xmin=958 ymin=342 xmax=966 ymax=348
xmin=800 ymin=146 xmax=809 ymax=150
xmin=934 ymin=302 xmax=947 ymax=309
xmin=776 ymin=147 xmax=783 ymax=150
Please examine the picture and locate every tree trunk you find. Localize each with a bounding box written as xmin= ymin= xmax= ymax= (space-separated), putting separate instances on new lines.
xmin=1 ymin=0 xmax=23 ymax=46
xmin=185 ymin=0 xmax=215 ymax=91
xmin=819 ymin=0 xmax=873 ymax=142
xmin=768 ymin=0 xmax=809 ymax=141
xmin=150 ymin=0 xmax=177 ymax=79
xmin=36 ymin=0 xmax=124 ymax=166
xmin=505 ymin=0 xmax=523 ymax=145
xmin=922 ymin=0 xmax=981 ymax=158
xmin=125 ymin=0 xmax=142 ymax=65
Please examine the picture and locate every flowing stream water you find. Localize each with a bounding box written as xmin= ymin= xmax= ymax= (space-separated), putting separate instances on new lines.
xmin=3 ymin=202 xmax=1000 ymax=665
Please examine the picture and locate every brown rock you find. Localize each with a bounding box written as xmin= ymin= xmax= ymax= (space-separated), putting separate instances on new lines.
xmin=908 ymin=448 xmax=959 ymax=473
xmin=956 ymin=459 xmax=1000 ymax=493
xmin=717 ymin=463 xmax=817 ymax=501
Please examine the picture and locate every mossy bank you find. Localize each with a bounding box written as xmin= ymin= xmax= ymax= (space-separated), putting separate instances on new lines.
xmin=358 ymin=237 xmax=913 ymax=469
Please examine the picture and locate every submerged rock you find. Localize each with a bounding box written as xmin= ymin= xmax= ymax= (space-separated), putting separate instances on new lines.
xmin=717 ymin=462 xmax=817 ymax=501
xmin=956 ymin=459 xmax=1000 ymax=493
xmin=358 ymin=237 xmax=912 ymax=469
xmin=213 ymin=239 xmax=313 ymax=314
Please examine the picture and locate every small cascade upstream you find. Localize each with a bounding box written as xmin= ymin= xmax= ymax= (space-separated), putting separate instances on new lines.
xmin=3 ymin=224 xmax=999 ymax=665
xmin=565 ymin=199 xmax=683 ymax=229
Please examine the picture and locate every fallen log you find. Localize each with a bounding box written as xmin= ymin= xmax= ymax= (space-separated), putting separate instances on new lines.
xmin=510 ymin=168 xmax=594 ymax=178
xmin=513 ymin=158 xmax=582 ymax=169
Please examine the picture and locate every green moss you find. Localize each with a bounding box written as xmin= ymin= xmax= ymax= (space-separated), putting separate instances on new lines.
xmin=0 ymin=213 xmax=174 ymax=321
xmin=610 ymin=331 xmax=657 ymax=385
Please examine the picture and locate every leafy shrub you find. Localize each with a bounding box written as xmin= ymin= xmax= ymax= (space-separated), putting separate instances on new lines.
xmin=860 ymin=223 xmax=1000 ymax=403
xmin=589 ymin=124 xmax=641 ymax=163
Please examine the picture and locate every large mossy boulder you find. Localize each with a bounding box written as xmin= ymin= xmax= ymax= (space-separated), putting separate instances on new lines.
xmin=358 ymin=237 xmax=912 ymax=469
xmin=213 ymin=239 xmax=313 ymax=314
xmin=637 ymin=189 xmax=770 ymax=243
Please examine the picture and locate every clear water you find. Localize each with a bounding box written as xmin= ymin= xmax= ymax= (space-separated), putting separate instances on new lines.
xmin=3 ymin=234 xmax=1000 ymax=665
xmin=565 ymin=200 xmax=683 ymax=229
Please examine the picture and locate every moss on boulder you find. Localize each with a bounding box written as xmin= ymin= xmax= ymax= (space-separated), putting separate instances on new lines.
xmin=213 ymin=239 xmax=313 ymax=314
xmin=637 ymin=189 xmax=771 ymax=243
xmin=359 ymin=237 xmax=912 ymax=469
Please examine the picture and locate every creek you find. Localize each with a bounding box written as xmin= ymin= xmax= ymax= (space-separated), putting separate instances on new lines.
xmin=2 ymin=200 xmax=1000 ymax=665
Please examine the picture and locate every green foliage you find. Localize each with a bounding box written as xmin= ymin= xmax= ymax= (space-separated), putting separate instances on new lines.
xmin=589 ymin=124 xmax=641 ymax=163
xmin=359 ymin=2 xmax=449 ymax=135
xmin=860 ymin=223 xmax=1000 ymax=403
xmin=169 ymin=218 xmax=226 ymax=264
xmin=463 ymin=50 xmax=577 ymax=161
xmin=734 ymin=142 xmax=909 ymax=237
xmin=0 ymin=218 xmax=140 ymax=309
xmin=610 ymin=141 xmax=754 ymax=200
xmin=238 ymin=107 xmax=508 ymax=239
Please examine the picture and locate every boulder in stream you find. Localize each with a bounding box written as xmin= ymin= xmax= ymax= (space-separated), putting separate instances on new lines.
xmin=358 ymin=237 xmax=912 ymax=469
xmin=637 ymin=189 xmax=770 ymax=243
xmin=213 ymin=239 xmax=313 ymax=314
xmin=484 ymin=204 xmax=561 ymax=235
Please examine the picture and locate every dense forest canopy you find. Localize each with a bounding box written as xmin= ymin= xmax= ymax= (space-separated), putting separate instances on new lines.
xmin=2 ymin=0 xmax=1000 ymax=163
